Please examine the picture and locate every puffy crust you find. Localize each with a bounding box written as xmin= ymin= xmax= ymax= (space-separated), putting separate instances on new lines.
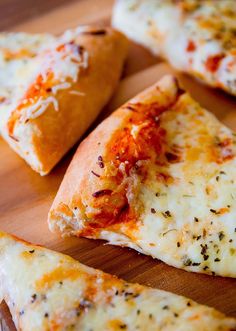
xmin=1 ymin=26 xmax=128 ymax=175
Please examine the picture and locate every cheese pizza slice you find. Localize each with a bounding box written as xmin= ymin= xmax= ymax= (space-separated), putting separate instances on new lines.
xmin=0 ymin=231 xmax=235 ymax=331
xmin=112 ymin=0 xmax=236 ymax=96
xmin=49 ymin=75 xmax=236 ymax=278
xmin=0 ymin=26 xmax=128 ymax=175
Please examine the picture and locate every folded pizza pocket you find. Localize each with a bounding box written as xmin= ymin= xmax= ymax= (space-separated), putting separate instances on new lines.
xmin=0 ymin=26 xmax=128 ymax=175
xmin=49 ymin=75 xmax=236 ymax=278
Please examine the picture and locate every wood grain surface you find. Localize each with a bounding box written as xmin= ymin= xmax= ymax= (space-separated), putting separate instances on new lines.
xmin=0 ymin=0 xmax=235 ymax=329
xmin=0 ymin=0 xmax=77 ymax=31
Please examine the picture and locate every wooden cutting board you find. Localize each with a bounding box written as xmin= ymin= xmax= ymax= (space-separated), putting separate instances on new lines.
xmin=0 ymin=0 xmax=236 ymax=329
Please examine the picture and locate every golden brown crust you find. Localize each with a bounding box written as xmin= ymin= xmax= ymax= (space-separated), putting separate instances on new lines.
xmin=48 ymin=75 xmax=182 ymax=235
xmin=2 ymin=27 xmax=128 ymax=175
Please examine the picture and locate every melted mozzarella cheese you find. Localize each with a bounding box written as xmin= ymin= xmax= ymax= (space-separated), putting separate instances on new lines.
xmin=101 ymin=94 xmax=236 ymax=277
xmin=113 ymin=0 xmax=236 ymax=95
xmin=0 ymin=231 xmax=235 ymax=331
xmin=131 ymin=96 xmax=236 ymax=276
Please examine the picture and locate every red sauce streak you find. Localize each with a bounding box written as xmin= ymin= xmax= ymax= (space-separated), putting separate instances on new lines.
xmin=7 ymin=73 xmax=52 ymax=136
xmin=186 ymin=40 xmax=196 ymax=52
xmin=7 ymin=42 xmax=79 ymax=136
xmin=205 ymin=54 xmax=224 ymax=73
xmin=109 ymin=102 xmax=168 ymax=171
xmin=82 ymin=98 xmax=182 ymax=236
xmin=80 ymin=81 xmax=186 ymax=237
xmin=80 ymin=201 xmax=134 ymax=237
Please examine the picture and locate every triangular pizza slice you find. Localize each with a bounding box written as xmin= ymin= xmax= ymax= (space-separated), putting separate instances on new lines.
xmin=112 ymin=0 xmax=236 ymax=96
xmin=49 ymin=75 xmax=236 ymax=278
xmin=0 ymin=26 xmax=128 ymax=175
xmin=0 ymin=231 xmax=235 ymax=330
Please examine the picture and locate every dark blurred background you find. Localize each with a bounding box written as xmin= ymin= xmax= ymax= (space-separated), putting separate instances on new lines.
xmin=0 ymin=0 xmax=76 ymax=30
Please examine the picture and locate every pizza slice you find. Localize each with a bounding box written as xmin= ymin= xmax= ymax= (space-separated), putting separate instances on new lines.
xmin=0 ymin=26 xmax=128 ymax=175
xmin=49 ymin=75 xmax=236 ymax=278
xmin=0 ymin=231 xmax=235 ymax=331
xmin=112 ymin=0 xmax=236 ymax=96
